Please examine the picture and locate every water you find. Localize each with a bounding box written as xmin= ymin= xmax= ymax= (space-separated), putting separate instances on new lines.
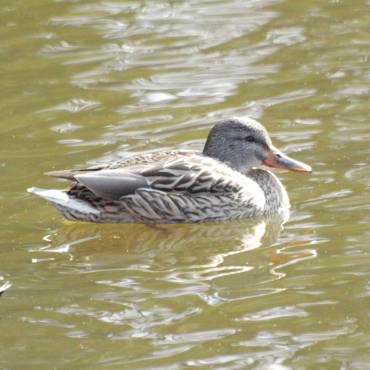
xmin=1 ymin=0 xmax=369 ymax=368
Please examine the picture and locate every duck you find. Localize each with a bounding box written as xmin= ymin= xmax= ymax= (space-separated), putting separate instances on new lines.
xmin=28 ymin=117 xmax=311 ymax=223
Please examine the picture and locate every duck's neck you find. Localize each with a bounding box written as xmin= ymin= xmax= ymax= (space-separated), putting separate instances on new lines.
xmin=203 ymin=144 xmax=254 ymax=173
xmin=246 ymin=169 xmax=290 ymax=215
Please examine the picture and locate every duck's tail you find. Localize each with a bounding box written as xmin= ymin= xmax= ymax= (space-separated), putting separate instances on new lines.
xmin=27 ymin=187 xmax=100 ymax=221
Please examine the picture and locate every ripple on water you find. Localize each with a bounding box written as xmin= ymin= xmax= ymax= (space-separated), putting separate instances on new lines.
xmin=37 ymin=98 xmax=101 ymax=113
xmin=345 ymin=166 xmax=370 ymax=187
xmin=266 ymin=26 xmax=306 ymax=45
xmin=236 ymin=305 xmax=308 ymax=322
xmin=2 ymin=0 xmax=370 ymax=368
xmin=50 ymin=122 xmax=82 ymax=134
xmin=45 ymin=1 xmax=281 ymax=109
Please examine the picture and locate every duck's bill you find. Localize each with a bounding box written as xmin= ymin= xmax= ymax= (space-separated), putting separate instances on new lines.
xmin=263 ymin=149 xmax=312 ymax=172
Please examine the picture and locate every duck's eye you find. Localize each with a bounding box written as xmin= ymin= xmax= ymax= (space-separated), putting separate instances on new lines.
xmin=245 ymin=135 xmax=255 ymax=143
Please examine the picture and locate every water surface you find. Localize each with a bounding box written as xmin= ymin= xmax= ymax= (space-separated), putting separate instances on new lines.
xmin=1 ymin=0 xmax=369 ymax=369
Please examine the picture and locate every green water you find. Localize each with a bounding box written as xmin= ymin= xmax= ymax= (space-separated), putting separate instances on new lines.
xmin=1 ymin=0 xmax=369 ymax=368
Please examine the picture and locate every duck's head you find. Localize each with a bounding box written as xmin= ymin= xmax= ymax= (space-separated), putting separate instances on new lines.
xmin=203 ymin=117 xmax=311 ymax=173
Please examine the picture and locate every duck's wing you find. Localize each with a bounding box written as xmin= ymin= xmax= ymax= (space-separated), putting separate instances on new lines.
xmin=57 ymin=154 xmax=248 ymax=202
xmin=138 ymin=156 xmax=243 ymax=194
xmin=71 ymin=170 xmax=151 ymax=200
xmin=45 ymin=151 xmax=193 ymax=180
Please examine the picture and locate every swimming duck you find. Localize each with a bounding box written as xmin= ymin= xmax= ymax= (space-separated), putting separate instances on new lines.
xmin=28 ymin=117 xmax=311 ymax=223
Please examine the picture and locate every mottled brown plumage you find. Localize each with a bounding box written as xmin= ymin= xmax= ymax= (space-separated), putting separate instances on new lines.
xmin=28 ymin=118 xmax=311 ymax=223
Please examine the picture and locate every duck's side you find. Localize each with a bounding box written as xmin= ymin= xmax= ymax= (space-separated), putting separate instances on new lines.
xmin=29 ymin=152 xmax=271 ymax=223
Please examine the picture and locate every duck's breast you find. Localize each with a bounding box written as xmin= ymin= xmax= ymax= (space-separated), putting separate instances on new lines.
xmin=246 ymin=169 xmax=290 ymax=215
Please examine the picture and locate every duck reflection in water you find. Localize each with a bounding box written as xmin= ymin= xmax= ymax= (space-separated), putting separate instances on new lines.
xmin=28 ymin=117 xmax=311 ymax=223
xmin=33 ymin=209 xmax=319 ymax=306
xmin=38 ymin=215 xmax=286 ymax=261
